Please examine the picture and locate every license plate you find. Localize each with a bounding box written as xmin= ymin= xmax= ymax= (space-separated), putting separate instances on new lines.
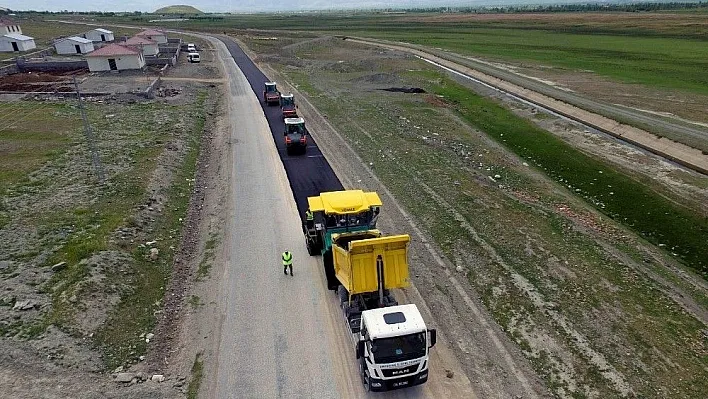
xmin=393 ymin=381 xmax=408 ymax=387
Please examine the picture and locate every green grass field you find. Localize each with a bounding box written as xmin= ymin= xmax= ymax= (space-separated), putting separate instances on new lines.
xmin=379 ymin=29 xmax=708 ymax=95
xmin=431 ymin=77 xmax=708 ymax=275
xmin=0 ymin=103 xmax=78 ymax=191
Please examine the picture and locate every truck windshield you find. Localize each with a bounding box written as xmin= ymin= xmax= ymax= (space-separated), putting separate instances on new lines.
xmin=325 ymin=211 xmax=373 ymax=229
xmin=282 ymin=97 xmax=294 ymax=106
xmin=371 ymin=332 xmax=426 ymax=363
xmin=266 ymin=85 xmax=276 ymax=93
xmin=287 ymin=124 xmax=304 ymax=135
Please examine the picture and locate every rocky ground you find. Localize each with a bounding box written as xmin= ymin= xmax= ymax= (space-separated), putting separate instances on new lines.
xmin=0 ymin=35 xmax=221 ymax=397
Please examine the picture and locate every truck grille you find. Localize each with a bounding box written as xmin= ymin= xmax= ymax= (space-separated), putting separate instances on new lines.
xmin=381 ymin=365 xmax=415 ymax=378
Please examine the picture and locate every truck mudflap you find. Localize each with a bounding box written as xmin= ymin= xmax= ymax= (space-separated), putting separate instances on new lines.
xmin=368 ymin=370 xmax=428 ymax=392
xmin=323 ymin=250 xmax=338 ymax=290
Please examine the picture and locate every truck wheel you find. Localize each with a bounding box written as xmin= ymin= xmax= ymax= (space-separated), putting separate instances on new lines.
xmin=337 ymin=285 xmax=348 ymax=305
xmin=306 ymin=238 xmax=316 ymax=256
xmin=323 ymin=250 xmax=337 ymax=291
xmin=362 ymin=371 xmax=371 ymax=392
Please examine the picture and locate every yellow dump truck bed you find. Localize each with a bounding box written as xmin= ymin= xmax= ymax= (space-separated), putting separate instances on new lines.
xmin=332 ymin=233 xmax=410 ymax=295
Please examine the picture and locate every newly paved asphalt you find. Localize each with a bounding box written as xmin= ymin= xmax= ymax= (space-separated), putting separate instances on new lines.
xmin=210 ymin=36 xmax=343 ymax=398
xmin=218 ymin=35 xmax=344 ymax=219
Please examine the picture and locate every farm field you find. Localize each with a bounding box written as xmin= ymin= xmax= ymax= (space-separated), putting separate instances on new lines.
xmin=232 ymin=29 xmax=707 ymax=398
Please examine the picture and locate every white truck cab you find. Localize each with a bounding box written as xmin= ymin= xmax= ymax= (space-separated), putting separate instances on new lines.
xmin=355 ymin=304 xmax=436 ymax=391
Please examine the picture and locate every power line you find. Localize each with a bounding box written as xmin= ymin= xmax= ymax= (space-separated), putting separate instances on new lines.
xmin=73 ymin=76 xmax=105 ymax=185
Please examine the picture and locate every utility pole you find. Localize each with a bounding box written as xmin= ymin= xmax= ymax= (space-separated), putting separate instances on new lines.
xmin=73 ymin=76 xmax=105 ymax=185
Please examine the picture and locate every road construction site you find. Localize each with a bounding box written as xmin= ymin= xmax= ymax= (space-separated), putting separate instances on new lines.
xmin=1 ymin=15 xmax=706 ymax=399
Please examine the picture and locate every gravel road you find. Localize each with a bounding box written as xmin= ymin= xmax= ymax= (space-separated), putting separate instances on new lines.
xmin=346 ymin=37 xmax=708 ymax=175
xmin=204 ymin=36 xmax=479 ymax=398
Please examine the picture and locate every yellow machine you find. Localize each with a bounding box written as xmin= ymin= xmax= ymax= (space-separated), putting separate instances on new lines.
xmin=302 ymin=190 xmax=436 ymax=392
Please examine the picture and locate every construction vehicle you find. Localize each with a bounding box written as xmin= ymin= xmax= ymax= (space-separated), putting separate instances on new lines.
xmin=304 ymin=190 xmax=437 ymax=391
xmin=284 ymin=117 xmax=308 ymax=155
xmin=280 ymin=93 xmax=297 ymax=119
xmin=263 ymin=81 xmax=280 ymax=105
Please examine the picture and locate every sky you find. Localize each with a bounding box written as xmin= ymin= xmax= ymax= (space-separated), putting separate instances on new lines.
xmin=0 ymin=0 xmax=591 ymax=13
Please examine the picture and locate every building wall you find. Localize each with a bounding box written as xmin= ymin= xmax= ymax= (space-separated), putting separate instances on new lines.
xmin=137 ymin=43 xmax=159 ymax=56
xmin=17 ymin=59 xmax=88 ymax=73
xmin=0 ymin=25 xmax=22 ymax=35
xmin=85 ymin=31 xmax=114 ymax=42
xmin=55 ymin=40 xmax=95 ymax=55
xmin=0 ymin=38 xmax=36 ymax=52
xmin=87 ymin=54 xmax=145 ymax=72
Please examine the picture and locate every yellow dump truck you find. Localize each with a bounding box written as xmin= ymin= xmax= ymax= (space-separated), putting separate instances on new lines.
xmin=303 ymin=190 xmax=437 ymax=392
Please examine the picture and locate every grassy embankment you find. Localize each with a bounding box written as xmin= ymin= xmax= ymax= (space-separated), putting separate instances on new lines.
xmin=265 ymin=37 xmax=706 ymax=397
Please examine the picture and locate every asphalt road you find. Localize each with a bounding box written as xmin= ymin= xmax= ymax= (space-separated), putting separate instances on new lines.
xmin=217 ymin=35 xmax=344 ymax=218
xmin=210 ymin=37 xmax=341 ymax=398
xmin=209 ymin=36 xmax=478 ymax=398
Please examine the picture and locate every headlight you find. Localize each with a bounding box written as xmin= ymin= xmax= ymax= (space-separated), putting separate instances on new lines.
xmin=371 ymin=382 xmax=382 ymax=388
xmin=418 ymin=372 xmax=428 ymax=379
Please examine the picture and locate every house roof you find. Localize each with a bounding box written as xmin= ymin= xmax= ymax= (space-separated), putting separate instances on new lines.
xmin=91 ymin=28 xmax=113 ymax=34
xmin=0 ymin=17 xmax=17 ymax=26
xmin=56 ymin=36 xmax=93 ymax=45
xmin=137 ymin=29 xmax=166 ymax=37
xmin=124 ymin=36 xmax=157 ymax=45
xmin=1 ymin=33 xmax=33 ymax=41
xmin=86 ymin=43 xmax=140 ymax=57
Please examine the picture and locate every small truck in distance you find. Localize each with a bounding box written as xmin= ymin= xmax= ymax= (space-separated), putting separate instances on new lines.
xmin=263 ymin=81 xmax=281 ymax=105
xmin=284 ymin=117 xmax=308 ymax=155
xmin=280 ymin=93 xmax=297 ymax=119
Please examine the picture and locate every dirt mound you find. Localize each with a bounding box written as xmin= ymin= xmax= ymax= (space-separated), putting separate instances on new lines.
xmin=380 ymin=87 xmax=426 ymax=93
xmin=0 ymin=71 xmax=80 ymax=92
xmin=350 ymin=73 xmax=399 ymax=85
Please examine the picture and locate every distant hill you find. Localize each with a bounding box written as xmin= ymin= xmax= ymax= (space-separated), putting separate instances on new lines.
xmin=154 ymin=5 xmax=203 ymax=14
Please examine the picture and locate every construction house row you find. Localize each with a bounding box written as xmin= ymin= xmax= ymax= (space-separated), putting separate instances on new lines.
xmin=85 ymin=29 xmax=171 ymax=72
xmin=0 ymin=17 xmax=116 ymax=53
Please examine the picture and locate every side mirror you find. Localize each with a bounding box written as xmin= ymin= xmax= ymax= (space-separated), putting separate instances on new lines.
xmin=356 ymin=340 xmax=365 ymax=359
xmin=428 ymin=329 xmax=437 ymax=349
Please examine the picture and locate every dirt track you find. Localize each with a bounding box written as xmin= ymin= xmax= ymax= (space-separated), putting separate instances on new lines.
xmin=345 ymin=37 xmax=708 ymax=175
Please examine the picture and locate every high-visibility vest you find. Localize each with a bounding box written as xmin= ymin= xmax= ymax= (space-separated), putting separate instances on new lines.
xmin=306 ymin=210 xmax=314 ymax=221
xmin=282 ymin=251 xmax=293 ymax=266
